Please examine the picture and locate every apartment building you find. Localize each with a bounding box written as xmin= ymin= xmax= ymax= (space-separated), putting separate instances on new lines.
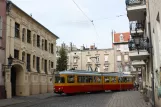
xmin=112 ymin=31 xmax=132 ymax=73
xmin=126 ymin=0 xmax=161 ymax=106
xmin=0 ymin=1 xmax=58 ymax=98
xmin=67 ymin=45 xmax=115 ymax=72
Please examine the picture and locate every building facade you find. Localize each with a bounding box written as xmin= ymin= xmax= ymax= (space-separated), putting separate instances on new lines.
xmin=2 ymin=1 xmax=58 ymax=98
xmin=67 ymin=46 xmax=115 ymax=72
xmin=112 ymin=32 xmax=132 ymax=73
xmin=126 ymin=0 xmax=161 ymax=106
xmin=0 ymin=0 xmax=7 ymax=99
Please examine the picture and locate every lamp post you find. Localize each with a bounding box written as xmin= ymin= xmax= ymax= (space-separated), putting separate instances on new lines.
xmin=2 ymin=54 xmax=13 ymax=69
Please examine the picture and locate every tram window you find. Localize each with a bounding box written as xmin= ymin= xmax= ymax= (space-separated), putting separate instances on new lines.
xmin=89 ymin=76 xmax=93 ymax=83
xmin=118 ymin=77 xmax=122 ymax=83
xmin=104 ymin=77 xmax=110 ymax=83
xmin=97 ymin=76 xmax=101 ymax=83
xmin=93 ymin=76 xmax=97 ymax=83
xmin=77 ymin=76 xmax=82 ymax=83
xmin=55 ymin=76 xmax=65 ymax=83
xmin=111 ymin=77 xmax=116 ymax=83
xmin=123 ymin=77 xmax=127 ymax=83
xmin=128 ymin=78 xmax=132 ymax=82
xmin=67 ymin=75 xmax=75 ymax=83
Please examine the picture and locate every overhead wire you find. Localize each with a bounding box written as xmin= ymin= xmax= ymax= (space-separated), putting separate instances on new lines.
xmin=72 ymin=0 xmax=100 ymax=38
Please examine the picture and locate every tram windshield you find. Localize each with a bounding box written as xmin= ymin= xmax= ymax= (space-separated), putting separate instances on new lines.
xmin=55 ymin=76 xmax=65 ymax=83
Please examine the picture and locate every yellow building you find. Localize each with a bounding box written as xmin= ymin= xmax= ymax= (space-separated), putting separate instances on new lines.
xmin=4 ymin=1 xmax=58 ymax=98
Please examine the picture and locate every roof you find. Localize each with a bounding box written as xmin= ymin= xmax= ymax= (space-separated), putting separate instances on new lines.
xmin=113 ymin=32 xmax=130 ymax=44
xmin=8 ymin=1 xmax=59 ymax=39
xmin=55 ymin=70 xmax=133 ymax=77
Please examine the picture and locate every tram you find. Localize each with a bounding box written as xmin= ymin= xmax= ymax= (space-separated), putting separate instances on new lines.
xmin=54 ymin=70 xmax=134 ymax=94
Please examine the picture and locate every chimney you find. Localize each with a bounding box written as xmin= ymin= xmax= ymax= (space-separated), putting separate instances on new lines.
xmin=70 ymin=42 xmax=72 ymax=51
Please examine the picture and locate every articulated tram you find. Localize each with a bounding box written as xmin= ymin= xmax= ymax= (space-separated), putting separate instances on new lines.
xmin=54 ymin=70 xmax=134 ymax=95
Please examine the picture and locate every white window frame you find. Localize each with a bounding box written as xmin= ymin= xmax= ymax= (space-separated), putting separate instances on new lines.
xmin=117 ymin=55 xmax=121 ymax=61
xmin=104 ymin=55 xmax=108 ymax=62
xmin=0 ymin=16 xmax=2 ymax=38
xmin=87 ymin=57 xmax=91 ymax=62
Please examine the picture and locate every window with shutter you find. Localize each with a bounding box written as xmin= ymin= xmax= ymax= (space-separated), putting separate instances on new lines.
xmin=0 ymin=16 xmax=2 ymax=38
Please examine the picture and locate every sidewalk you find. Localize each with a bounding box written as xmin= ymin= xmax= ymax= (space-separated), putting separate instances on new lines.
xmin=0 ymin=92 xmax=54 ymax=107
xmin=107 ymin=91 xmax=151 ymax=107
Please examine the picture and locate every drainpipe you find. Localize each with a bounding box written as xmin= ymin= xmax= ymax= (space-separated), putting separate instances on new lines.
xmin=147 ymin=1 xmax=155 ymax=107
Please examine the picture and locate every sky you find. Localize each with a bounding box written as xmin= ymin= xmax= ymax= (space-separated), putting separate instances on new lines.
xmin=11 ymin=0 xmax=129 ymax=49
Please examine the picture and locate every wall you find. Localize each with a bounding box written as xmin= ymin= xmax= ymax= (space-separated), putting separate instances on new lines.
xmin=0 ymin=0 xmax=6 ymax=99
xmin=147 ymin=0 xmax=161 ymax=106
xmin=68 ymin=49 xmax=115 ymax=72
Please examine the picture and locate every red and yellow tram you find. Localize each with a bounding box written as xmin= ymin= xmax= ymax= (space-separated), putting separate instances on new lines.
xmin=54 ymin=70 xmax=134 ymax=94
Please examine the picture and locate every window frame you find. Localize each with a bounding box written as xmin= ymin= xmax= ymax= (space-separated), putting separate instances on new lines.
xmin=67 ymin=75 xmax=75 ymax=83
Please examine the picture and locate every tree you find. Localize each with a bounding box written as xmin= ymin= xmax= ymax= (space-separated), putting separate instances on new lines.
xmin=56 ymin=47 xmax=68 ymax=71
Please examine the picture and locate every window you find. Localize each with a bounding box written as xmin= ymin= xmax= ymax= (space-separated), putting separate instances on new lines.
xmin=111 ymin=77 xmax=116 ymax=83
xmin=104 ymin=77 xmax=110 ymax=83
xmin=87 ymin=57 xmax=91 ymax=62
xmin=33 ymin=55 xmax=35 ymax=68
xmin=94 ymin=76 xmax=101 ymax=83
xmin=67 ymin=75 xmax=75 ymax=83
xmin=49 ymin=60 xmax=51 ymax=71
xmin=41 ymin=58 xmax=44 ymax=70
xmin=44 ymin=60 xmax=47 ymax=74
xmin=49 ymin=43 xmax=50 ymax=53
xmin=14 ymin=49 xmax=19 ymax=59
xmin=27 ymin=54 xmax=31 ymax=71
xmin=96 ymin=56 xmax=99 ymax=62
xmin=51 ymin=43 xmax=53 ymax=54
xmin=104 ymin=55 xmax=108 ymax=62
xmin=55 ymin=76 xmax=65 ymax=83
xmin=33 ymin=34 xmax=36 ymax=46
xmin=117 ymin=55 xmax=121 ymax=61
xmin=36 ymin=57 xmax=40 ymax=72
xmin=27 ymin=29 xmax=31 ymax=43
xmin=15 ymin=22 xmax=20 ymax=38
xmin=45 ymin=40 xmax=47 ymax=51
xmin=73 ymin=58 xmax=77 ymax=63
xmin=118 ymin=77 xmax=122 ymax=83
xmin=51 ymin=61 xmax=53 ymax=68
xmin=22 ymin=28 xmax=25 ymax=42
xmin=120 ymin=34 xmax=124 ymax=42
xmin=124 ymin=55 xmax=129 ymax=62
xmin=0 ymin=16 xmax=2 ymax=38
xmin=22 ymin=52 xmax=25 ymax=62
xmin=42 ymin=39 xmax=44 ymax=50
xmin=37 ymin=35 xmax=40 ymax=47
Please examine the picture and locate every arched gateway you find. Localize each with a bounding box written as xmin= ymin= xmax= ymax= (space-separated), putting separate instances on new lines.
xmin=5 ymin=59 xmax=29 ymax=98
xmin=10 ymin=64 xmax=24 ymax=97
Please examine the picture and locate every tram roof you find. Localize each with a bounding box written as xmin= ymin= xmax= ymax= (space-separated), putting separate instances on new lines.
xmin=55 ymin=70 xmax=133 ymax=77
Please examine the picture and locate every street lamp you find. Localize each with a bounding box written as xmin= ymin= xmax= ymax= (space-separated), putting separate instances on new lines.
xmin=8 ymin=54 xmax=13 ymax=67
xmin=2 ymin=54 xmax=13 ymax=69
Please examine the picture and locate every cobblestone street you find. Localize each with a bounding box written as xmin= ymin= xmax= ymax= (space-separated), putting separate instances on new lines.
xmin=1 ymin=92 xmax=112 ymax=107
xmin=0 ymin=91 xmax=150 ymax=107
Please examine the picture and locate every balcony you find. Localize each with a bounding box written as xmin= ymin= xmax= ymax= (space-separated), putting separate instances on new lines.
xmin=126 ymin=0 xmax=146 ymax=21
xmin=128 ymin=37 xmax=150 ymax=61
xmin=130 ymin=21 xmax=144 ymax=35
xmin=132 ymin=60 xmax=145 ymax=67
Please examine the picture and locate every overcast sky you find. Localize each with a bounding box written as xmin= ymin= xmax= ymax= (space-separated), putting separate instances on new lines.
xmin=11 ymin=0 xmax=129 ymax=49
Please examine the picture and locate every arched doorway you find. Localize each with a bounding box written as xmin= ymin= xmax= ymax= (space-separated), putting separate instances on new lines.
xmin=10 ymin=64 xmax=24 ymax=97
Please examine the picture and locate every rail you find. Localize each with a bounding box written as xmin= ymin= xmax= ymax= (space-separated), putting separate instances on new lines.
xmin=128 ymin=37 xmax=150 ymax=52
